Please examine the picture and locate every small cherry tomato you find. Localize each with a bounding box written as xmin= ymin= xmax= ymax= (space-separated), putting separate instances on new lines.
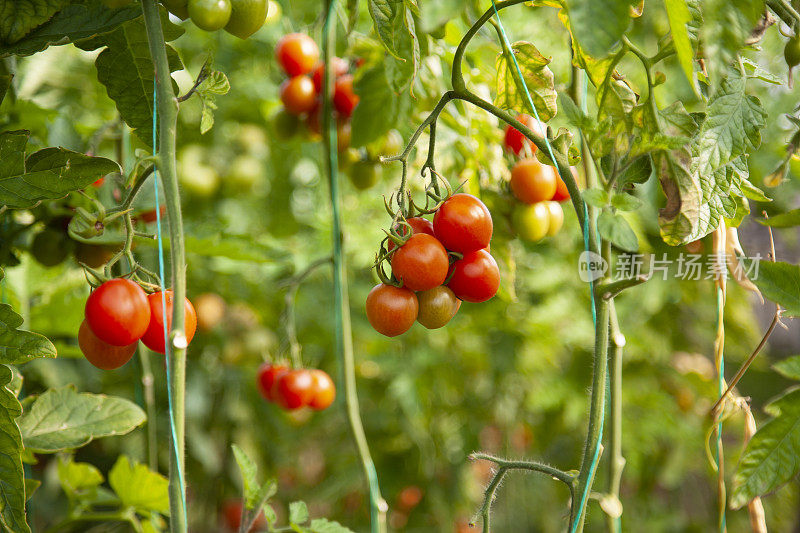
xmin=416 ymin=286 xmax=461 ymax=329
xmin=85 ymin=279 xmax=151 ymax=346
xmin=308 ymin=369 xmax=336 ymax=410
xmin=78 ymin=320 xmax=138 ymax=370
xmin=280 ymin=75 xmax=317 ymax=115
xmin=257 ymin=362 xmax=288 ymax=401
xmin=188 ymin=0 xmax=232 ymax=31
xmin=510 ymin=158 xmax=557 ymax=204
xmin=224 ymin=0 xmax=270 ymax=39
xmin=333 ymin=75 xmax=359 ymax=117
xmin=140 ymin=291 xmax=197 ymax=354
xmin=433 ymin=193 xmax=493 ymax=253
xmin=551 ymin=169 xmax=572 ymax=202
xmin=387 ymin=217 xmax=434 ymax=252
xmin=513 ymin=202 xmax=550 ymax=242
xmin=273 ymin=369 xmax=314 ymax=410
xmin=349 ymin=160 xmax=381 ymax=189
xmin=311 ymin=57 xmax=349 ymax=93
xmin=545 ymin=201 xmax=564 ymax=236
xmin=504 ymin=114 xmax=545 ymax=156
xmin=31 ymin=229 xmax=71 ymax=267
xmin=365 ymin=284 xmax=418 ymax=337
xmin=391 ymin=234 xmax=449 ymax=292
xmin=337 ymin=121 xmax=351 ymax=152
xmin=447 ymin=249 xmax=500 ymax=303
xmin=275 ymin=33 xmax=319 ymax=76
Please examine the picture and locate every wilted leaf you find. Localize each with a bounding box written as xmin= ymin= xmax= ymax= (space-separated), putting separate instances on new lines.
xmin=495 ymin=42 xmax=557 ymax=122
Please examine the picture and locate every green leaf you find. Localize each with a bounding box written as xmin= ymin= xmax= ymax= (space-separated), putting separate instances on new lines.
xmin=0 ymin=131 xmax=120 ymax=209
xmin=731 ymin=388 xmax=800 ymax=508
xmin=535 ymin=128 xmax=579 ymax=166
xmin=740 ymin=178 xmax=770 ymax=202
xmin=664 ymin=0 xmax=698 ymax=93
xmin=774 ymin=355 xmax=800 ymax=381
xmin=617 ymin=155 xmax=652 ymax=186
xmin=741 ymin=260 xmax=800 ymax=318
xmin=0 ymin=0 xmax=70 ymax=44
xmin=758 ymin=209 xmax=800 ymax=228
xmin=109 ymin=455 xmax=169 ymax=514
xmin=495 ymin=42 xmax=557 ymax=122
xmin=0 ymin=302 xmax=56 ymax=365
xmin=611 ymin=192 xmax=642 ymax=211
xmin=57 ymin=456 xmax=104 ymax=497
xmin=565 ymin=0 xmax=630 ymax=58
xmin=0 ymin=1 xmax=142 ymax=57
xmin=24 ymin=479 xmax=40 ymax=501
xmin=18 ymin=386 xmax=146 ymax=453
xmin=701 ymin=0 xmax=765 ymax=83
xmin=197 ymin=70 xmax=230 ymax=135
xmin=582 ymin=188 xmax=609 ymax=208
xmin=742 ymin=58 xmax=782 ymax=85
xmin=138 ymin=234 xmax=289 ymax=263
xmin=367 ymin=0 xmax=419 ymax=91
xmin=289 ymin=501 xmax=309 ymax=525
xmin=351 ymin=64 xmax=411 ymax=147
xmin=0 ymin=364 xmax=28 ymax=533
xmin=598 ymin=209 xmax=638 ymax=252
xmin=232 ymin=444 xmax=259 ymax=507
xmin=309 ymin=518 xmax=357 ymax=533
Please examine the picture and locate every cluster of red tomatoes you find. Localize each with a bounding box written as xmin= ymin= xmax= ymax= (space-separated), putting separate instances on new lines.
xmin=78 ymin=279 xmax=197 ymax=370
xmin=160 ymin=0 xmax=276 ymax=39
xmin=256 ymin=363 xmax=336 ymax=411
xmin=366 ymin=193 xmax=500 ymax=337
xmin=274 ymin=33 xmax=359 ymax=146
xmin=504 ymin=115 xmax=572 ymax=242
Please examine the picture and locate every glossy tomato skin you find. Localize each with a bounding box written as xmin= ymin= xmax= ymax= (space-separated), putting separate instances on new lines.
xmin=510 ymin=158 xmax=557 ymax=204
xmin=273 ymin=369 xmax=314 ymax=410
xmin=504 ymin=114 xmax=545 ymax=155
xmin=78 ymin=320 xmax=138 ymax=370
xmin=275 ymin=33 xmax=319 ymax=76
xmin=365 ymin=284 xmax=418 ymax=337
xmin=387 ymin=217 xmax=434 ymax=252
xmin=188 ymin=0 xmax=232 ymax=31
xmin=85 ymin=279 xmax=151 ymax=346
xmin=257 ymin=363 xmax=287 ymax=401
xmin=333 ymin=75 xmax=359 ymax=117
xmin=140 ymin=291 xmax=197 ymax=354
xmin=447 ymin=249 xmax=500 ymax=303
xmin=433 ymin=193 xmax=493 ymax=254
xmin=391 ymin=233 xmax=449 ymax=292
xmin=311 ymin=57 xmax=349 ymax=93
xmin=416 ymin=286 xmax=461 ymax=329
xmin=280 ymin=75 xmax=317 ymax=115
xmin=308 ymin=369 xmax=336 ymax=410
xmin=513 ymin=202 xmax=550 ymax=242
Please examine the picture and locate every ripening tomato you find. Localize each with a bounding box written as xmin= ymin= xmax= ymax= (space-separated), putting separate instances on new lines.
xmin=513 ymin=202 xmax=550 ymax=242
xmin=273 ymin=369 xmax=314 ymax=410
xmin=280 ymin=75 xmax=317 ymax=115
xmin=311 ymin=57 xmax=349 ymax=93
xmin=398 ymin=486 xmax=423 ymax=511
xmin=416 ymin=286 xmax=461 ymax=329
xmin=349 ymin=160 xmax=381 ymax=189
xmin=510 ymin=158 xmax=557 ymax=204
xmin=504 ymin=114 xmax=546 ymax=156
xmin=85 ymin=279 xmax=151 ymax=346
xmin=224 ymin=0 xmax=270 ymax=39
xmin=365 ymin=284 xmax=418 ymax=337
xmin=551 ymin=170 xmax=571 ymax=202
xmin=333 ymin=75 xmax=359 ymax=117
xmin=78 ymin=320 xmax=138 ymax=370
xmin=257 ymin=362 xmax=287 ymax=401
xmin=391 ymin=234 xmax=449 ymax=291
xmin=275 ymin=33 xmax=319 ymax=76
xmin=222 ymin=499 xmax=266 ymax=532
xmin=188 ymin=0 xmax=232 ymax=31
xmin=545 ymin=201 xmax=564 ymax=236
xmin=447 ymin=249 xmax=500 ymax=303
xmin=195 ymin=292 xmax=226 ymax=331
xmin=308 ymin=369 xmax=336 ymax=410
xmin=433 ymin=193 xmax=493 ymax=254
xmin=387 ymin=217 xmax=434 ymax=252
xmin=140 ymin=291 xmax=197 ymax=354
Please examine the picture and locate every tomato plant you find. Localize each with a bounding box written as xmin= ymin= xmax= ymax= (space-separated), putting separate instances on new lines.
xmin=78 ymin=320 xmax=138 ymax=370
xmin=85 ymin=279 xmax=151 ymax=347
xmin=446 ymin=249 xmax=500 ymax=303
xmin=365 ymin=284 xmax=418 ymax=337
xmin=510 ymin=157 xmax=557 ymax=204
xmin=432 ymin=193 xmax=493 ymax=254
xmin=390 ymin=233 xmax=449 ymax=291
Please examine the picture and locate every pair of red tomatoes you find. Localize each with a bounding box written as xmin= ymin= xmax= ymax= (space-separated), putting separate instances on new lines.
xmin=257 ymin=363 xmax=336 ymax=411
xmin=276 ymin=34 xmax=359 ymax=120
xmin=366 ymin=193 xmax=501 ymax=337
xmin=79 ymin=279 xmax=197 ymax=370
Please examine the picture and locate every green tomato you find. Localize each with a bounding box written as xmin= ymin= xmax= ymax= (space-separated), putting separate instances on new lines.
xmin=188 ymin=0 xmax=232 ymax=31
xmin=263 ymin=0 xmax=281 ymax=25
xmin=544 ymin=201 xmax=563 ymax=236
xmin=272 ymin=109 xmax=300 ymax=140
xmin=338 ymin=148 xmax=360 ymax=172
xmin=31 ymin=229 xmax=72 ymax=267
xmin=225 ymin=155 xmax=263 ymax=193
xmin=349 ymin=161 xmax=381 ymax=190
xmin=162 ymin=0 xmax=190 ymax=19
xmin=179 ymin=161 xmax=221 ymax=198
xmin=224 ymin=0 xmax=269 ymax=39
xmin=513 ymin=202 xmax=549 ymax=242
xmin=785 ymin=37 xmax=800 ymax=68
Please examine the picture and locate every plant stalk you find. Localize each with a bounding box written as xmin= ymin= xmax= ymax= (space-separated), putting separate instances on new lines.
xmin=606 ymin=300 xmax=625 ymax=533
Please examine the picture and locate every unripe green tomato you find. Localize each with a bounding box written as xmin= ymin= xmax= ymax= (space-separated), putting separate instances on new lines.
xmin=264 ymin=0 xmax=281 ymax=25
xmin=349 ymin=160 xmax=381 ymax=190
xmin=224 ymin=0 xmax=269 ymax=39
xmin=272 ymin=109 xmax=300 ymax=140
xmin=162 ymin=0 xmax=190 ymax=19
xmin=785 ymin=37 xmax=800 ymax=68
xmin=225 ymin=155 xmax=263 ymax=193
xmin=179 ymin=162 xmax=220 ymax=198
xmin=31 ymin=229 xmax=71 ymax=267
xmin=188 ymin=0 xmax=232 ymax=31
xmin=338 ymin=148 xmax=360 ymax=172
xmin=102 ymin=0 xmax=134 ymax=7
xmin=544 ymin=201 xmax=563 ymax=236
xmin=513 ymin=202 xmax=549 ymax=242
xmin=416 ymin=286 xmax=461 ymax=329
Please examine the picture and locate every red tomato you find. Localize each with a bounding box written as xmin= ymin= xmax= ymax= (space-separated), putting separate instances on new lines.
xmin=78 ymin=320 xmax=138 ymax=370
xmin=387 ymin=217 xmax=434 ymax=252
xmin=257 ymin=362 xmax=287 ymax=402
xmin=275 ymin=33 xmax=319 ymax=76
xmin=391 ymin=233 xmax=449 ymax=292
xmin=222 ymin=499 xmax=266 ymax=532
xmin=140 ymin=291 xmax=197 ymax=354
xmin=138 ymin=205 xmax=166 ymax=223
xmin=280 ymin=75 xmax=317 ymax=115
xmin=85 ymin=278 xmax=151 ymax=346
xmin=308 ymin=369 xmax=336 ymax=410
xmin=365 ymin=284 xmax=418 ymax=337
xmin=551 ymin=167 xmax=574 ymax=202
xmin=273 ymin=369 xmax=315 ymax=410
xmin=333 ymin=75 xmax=359 ymax=117
xmin=447 ymin=249 xmax=500 ymax=303
xmin=510 ymin=157 xmax=557 ymax=203
xmin=311 ymin=57 xmax=349 ymax=93
xmin=504 ymin=114 xmax=545 ymax=156
xmin=433 ymin=193 xmax=493 ymax=254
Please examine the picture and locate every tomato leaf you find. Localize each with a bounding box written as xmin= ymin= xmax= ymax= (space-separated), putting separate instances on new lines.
xmin=774 ymin=356 xmax=800 ymax=381
xmin=309 ymin=518 xmax=357 ymax=533
xmin=108 ymin=455 xmax=169 ymax=514
xmin=564 ymin=0 xmax=630 ymax=58
xmin=582 ymin=188 xmax=609 ymax=208
xmin=598 ymin=209 xmax=638 ymax=252
xmin=495 ymin=42 xmax=557 ymax=122
xmin=664 ymin=0 xmax=699 ymax=94
xmin=731 ymin=388 xmax=800 ymax=509
xmin=740 ymin=260 xmax=800 ymax=318
xmin=0 ymin=130 xmax=120 ymax=210
xmin=0 ymin=0 xmax=70 ymax=45
xmin=701 ymin=0 xmax=765 ymax=84
xmin=57 ymin=456 xmax=104 ymax=498
xmin=611 ymin=192 xmax=642 ymax=212
xmin=0 ymin=364 xmax=29 ymax=533
xmin=18 ymin=386 xmax=146 ymax=453
xmin=367 ymin=0 xmax=419 ymax=91
xmin=289 ymin=500 xmax=310 ymax=525
xmin=351 ymin=63 xmax=411 ymax=147
xmin=758 ymin=208 xmax=800 ymax=228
